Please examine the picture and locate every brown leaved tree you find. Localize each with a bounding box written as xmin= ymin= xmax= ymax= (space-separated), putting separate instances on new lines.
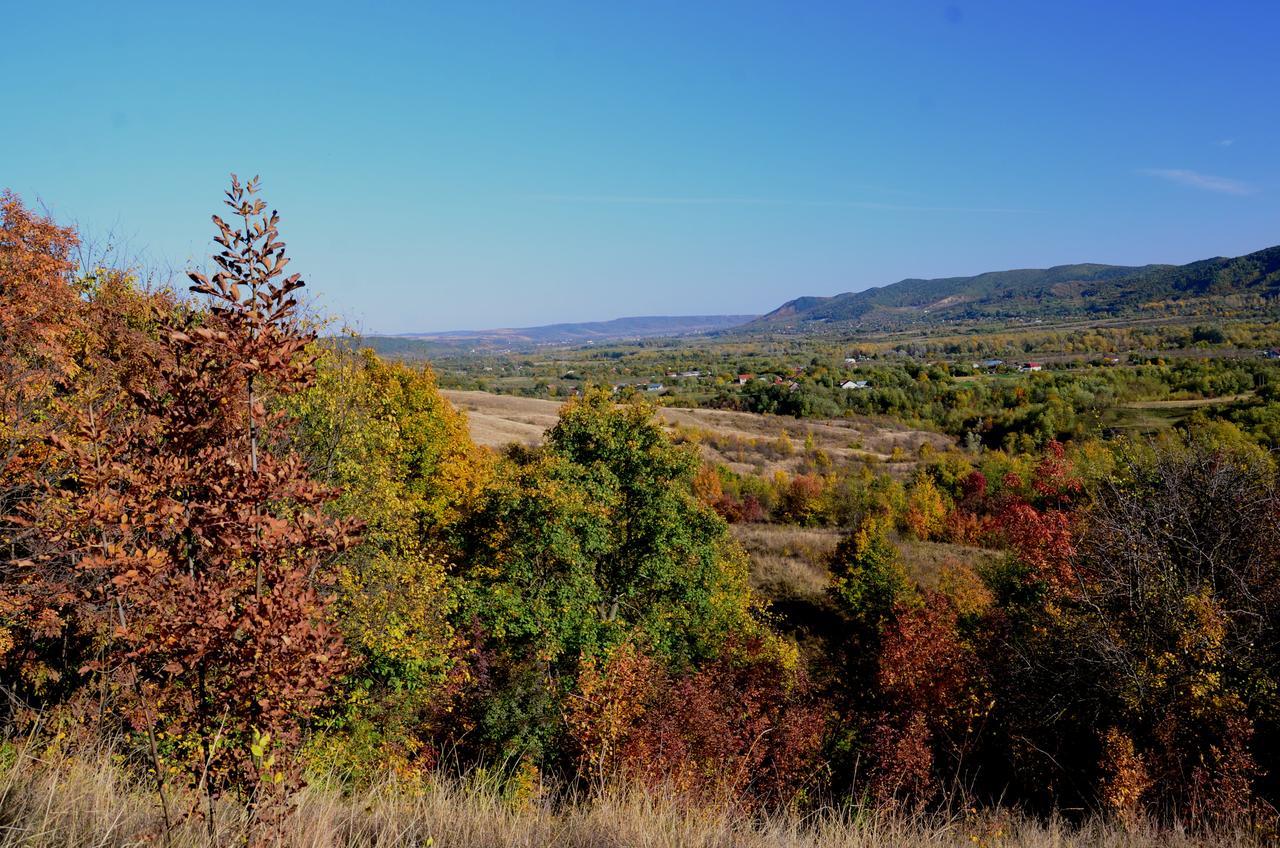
xmin=36 ymin=176 xmax=356 ymax=833
xmin=0 ymin=192 xmax=84 ymax=702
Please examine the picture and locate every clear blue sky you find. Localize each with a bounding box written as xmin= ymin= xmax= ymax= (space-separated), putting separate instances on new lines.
xmin=4 ymin=1 xmax=1277 ymax=333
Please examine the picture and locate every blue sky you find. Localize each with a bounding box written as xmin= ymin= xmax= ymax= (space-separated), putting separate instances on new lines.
xmin=4 ymin=1 xmax=1278 ymax=333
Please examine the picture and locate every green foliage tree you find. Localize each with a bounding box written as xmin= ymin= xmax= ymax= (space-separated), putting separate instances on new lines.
xmin=830 ymin=514 xmax=914 ymax=635
xmin=541 ymin=389 xmax=753 ymax=664
xmin=449 ymin=388 xmax=754 ymax=765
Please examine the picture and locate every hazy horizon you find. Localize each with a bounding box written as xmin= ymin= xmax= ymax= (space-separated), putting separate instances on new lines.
xmin=5 ymin=1 xmax=1278 ymax=334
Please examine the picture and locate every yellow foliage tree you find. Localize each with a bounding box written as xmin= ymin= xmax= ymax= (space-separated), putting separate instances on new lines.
xmin=902 ymin=474 xmax=948 ymax=541
xmin=289 ymin=346 xmax=492 ymax=780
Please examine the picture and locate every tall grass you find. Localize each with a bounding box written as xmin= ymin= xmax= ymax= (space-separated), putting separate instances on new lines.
xmin=0 ymin=741 xmax=1262 ymax=848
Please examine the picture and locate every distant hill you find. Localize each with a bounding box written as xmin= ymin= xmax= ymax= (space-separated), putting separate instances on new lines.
xmin=746 ymin=245 xmax=1280 ymax=333
xmin=360 ymin=314 xmax=757 ymax=353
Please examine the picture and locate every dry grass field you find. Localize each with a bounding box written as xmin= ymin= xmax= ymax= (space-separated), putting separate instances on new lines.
xmin=442 ymin=390 xmax=950 ymax=476
xmin=0 ymin=742 xmax=1259 ymax=848
xmin=444 ymin=390 xmax=560 ymax=446
xmin=731 ymin=524 xmax=999 ymax=602
xmin=731 ymin=524 xmax=840 ymax=600
xmin=1120 ymin=392 xmax=1253 ymax=409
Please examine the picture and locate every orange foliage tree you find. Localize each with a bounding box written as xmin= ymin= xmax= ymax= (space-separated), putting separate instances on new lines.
xmin=868 ymin=594 xmax=987 ymax=807
xmin=29 ymin=177 xmax=357 ymax=831
xmin=0 ymin=192 xmax=83 ymax=701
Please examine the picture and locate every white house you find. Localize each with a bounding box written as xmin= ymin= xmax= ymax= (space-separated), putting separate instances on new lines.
xmin=840 ymin=379 xmax=870 ymax=390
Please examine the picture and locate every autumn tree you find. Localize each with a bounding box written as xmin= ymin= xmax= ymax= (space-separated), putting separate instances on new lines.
xmin=0 ymin=193 xmax=92 ymax=719
xmin=614 ymin=636 xmax=824 ymax=807
xmin=288 ymin=346 xmax=490 ymax=780
xmin=1063 ymin=435 xmax=1280 ymax=822
xmin=449 ymin=388 xmax=754 ymax=768
xmin=829 ymin=514 xmax=913 ymax=638
xmin=867 ymin=594 xmax=986 ymax=808
xmin=902 ymin=473 xmax=948 ymax=541
xmin=33 ymin=176 xmax=356 ymax=832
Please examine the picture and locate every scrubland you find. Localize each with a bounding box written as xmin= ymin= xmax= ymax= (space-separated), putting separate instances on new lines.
xmin=7 ymin=184 xmax=1280 ymax=847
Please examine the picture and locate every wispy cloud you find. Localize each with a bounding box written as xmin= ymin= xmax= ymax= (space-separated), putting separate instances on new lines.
xmin=1140 ymin=168 xmax=1257 ymax=196
xmin=524 ymin=194 xmax=1039 ymax=214
xmin=1217 ymin=138 xmax=1235 ymax=147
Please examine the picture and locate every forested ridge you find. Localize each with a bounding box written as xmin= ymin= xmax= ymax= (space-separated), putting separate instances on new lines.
xmin=3 ymin=181 xmax=1280 ymax=846
xmin=749 ymin=245 xmax=1280 ymax=330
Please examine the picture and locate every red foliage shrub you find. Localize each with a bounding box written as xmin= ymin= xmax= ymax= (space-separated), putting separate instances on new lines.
xmin=993 ymin=443 xmax=1084 ymax=594
xmin=878 ymin=595 xmax=978 ymax=718
xmin=1029 ymin=441 xmax=1084 ymax=508
xmin=779 ymin=474 xmax=825 ymax=525
xmin=941 ymin=509 xmax=988 ymax=545
xmin=617 ymin=637 xmax=825 ymax=807
xmin=712 ymin=493 xmax=766 ymax=523
xmin=959 ymin=470 xmax=988 ymax=506
xmin=1146 ymin=704 xmax=1260 ymax=826
xmin=997 ymin=501 xmax=1079 ymax=592
xmin=739 ymin=494 xmax=767 ymax=523
xmin=869 ymin=594 xmax=986 ymax=807
xmin=868 ymin=712 xmax=934 ymax=807
xmin=1184 ymin=712 xmax=1258 ymax=826
xmin=565 ymin=643 xmax=660 ymax=784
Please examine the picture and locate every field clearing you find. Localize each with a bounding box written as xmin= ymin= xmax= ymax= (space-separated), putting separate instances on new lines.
xmin=443 ymin=390 xmax=951 ymax=475
xmin=1104 ymin=392 xmax=1255 ymax=434
xmin=730 ymin=523 xmax=999 ymax=602
xmin=1121 ymin=392 xmax=1253 ymax=409
xmin=731 ymin=524 xmax=840 ymax=600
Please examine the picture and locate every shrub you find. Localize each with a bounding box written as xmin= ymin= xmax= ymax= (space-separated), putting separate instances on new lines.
xmin=618 ymin=637 xmax=824 ymax=807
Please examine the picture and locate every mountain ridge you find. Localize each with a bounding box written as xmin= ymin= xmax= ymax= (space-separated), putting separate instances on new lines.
xmin=747 ymin=245 xmax=1280 ymax=332
xmin=372 ymin=314 xmax=758 ymax=349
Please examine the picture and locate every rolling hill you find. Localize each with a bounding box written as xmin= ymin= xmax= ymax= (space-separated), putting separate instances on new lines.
xmin=746 ymin=244 xmax=1280 ymax=332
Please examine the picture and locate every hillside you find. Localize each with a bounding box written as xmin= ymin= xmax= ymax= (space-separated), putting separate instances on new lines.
xmin=747 ymin=244 xmax=1280 ymax=332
